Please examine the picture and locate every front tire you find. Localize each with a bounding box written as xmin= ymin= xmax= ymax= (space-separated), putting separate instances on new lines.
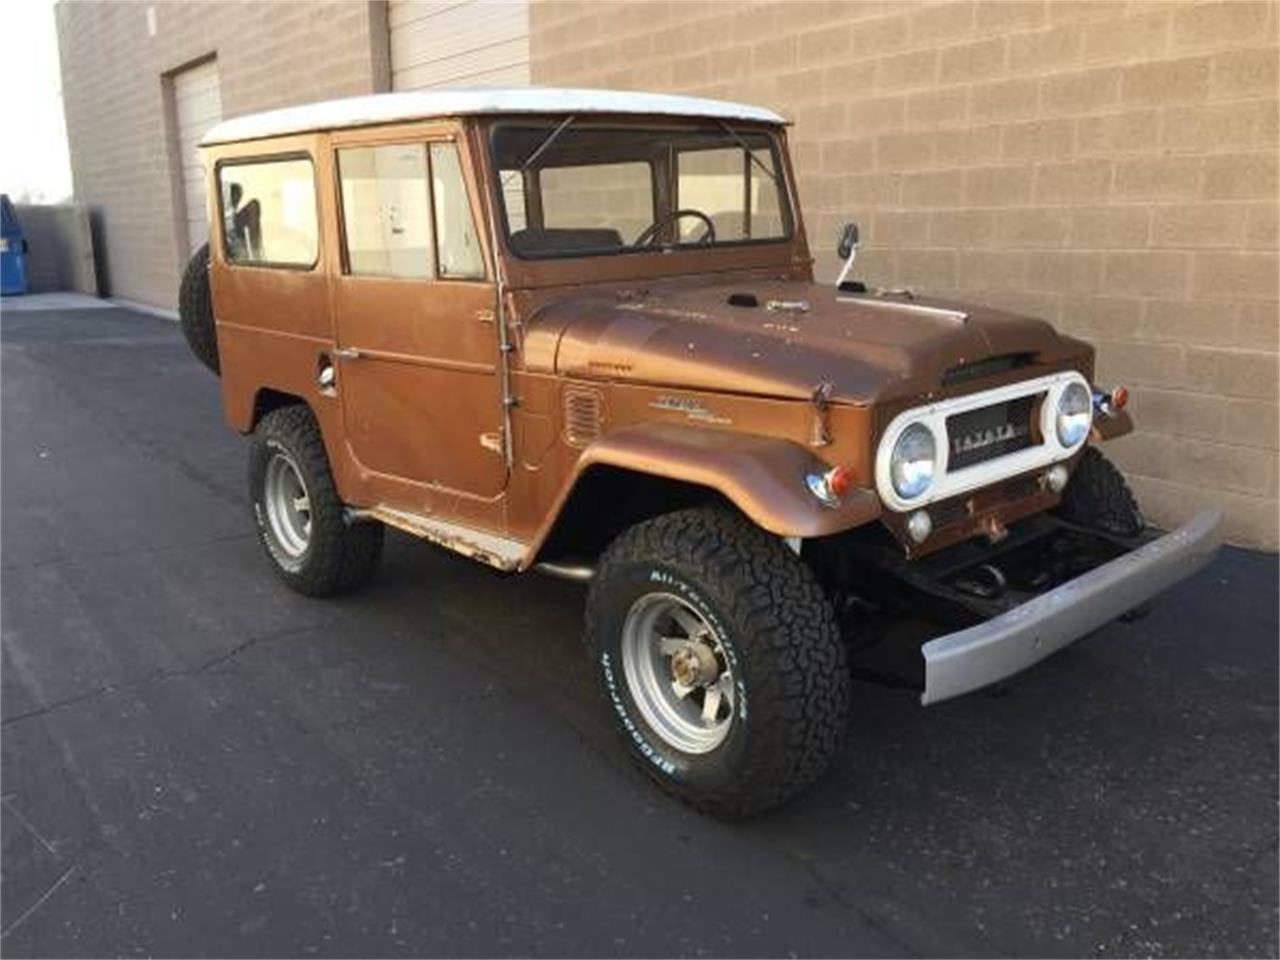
xmin=1057 ymin=447 xmax=1145 ymax=538
xmin=249 ymin=405 xmax=383 ymax=597
xmin=586 ymin=507 xmax=850 ymax=818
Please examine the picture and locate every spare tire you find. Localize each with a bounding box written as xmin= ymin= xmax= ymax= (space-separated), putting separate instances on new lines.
xmin=179 ymin=242 xmax=219 ymax=375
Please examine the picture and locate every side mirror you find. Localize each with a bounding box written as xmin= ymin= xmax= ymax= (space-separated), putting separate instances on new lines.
xmin=837 ymin=222 xmax=859 ymax=260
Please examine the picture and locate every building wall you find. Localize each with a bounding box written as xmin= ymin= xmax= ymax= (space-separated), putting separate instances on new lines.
xmin=13 ymin=204 xmax=98 ymax=296
xmin=531 ymin=0 xmax=1280 ymax=547
xmin=55 ymin=0 xmax=390 ymax=309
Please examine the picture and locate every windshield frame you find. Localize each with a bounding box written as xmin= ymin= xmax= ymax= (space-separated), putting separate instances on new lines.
xmin=486 ymin=117 xmax=798 ymax=263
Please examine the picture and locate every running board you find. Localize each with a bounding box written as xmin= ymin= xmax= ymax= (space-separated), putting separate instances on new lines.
xmin=346 ymin=506 xmax=527 ymax=571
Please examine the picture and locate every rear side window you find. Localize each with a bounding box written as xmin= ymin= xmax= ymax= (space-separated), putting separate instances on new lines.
xmin=218 ymin=158 xmax=318 ymax=267
xmin=337 ymin=144 xmax=432 ymax=279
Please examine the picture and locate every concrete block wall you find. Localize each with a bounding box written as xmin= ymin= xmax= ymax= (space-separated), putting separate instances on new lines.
xmin=531 ymin=0 xmax=1280 ymax=547
xmin=13 ymin=204 xmax=98 ymax=296
xmin=55 ymin=0 xmax=389 ymax=311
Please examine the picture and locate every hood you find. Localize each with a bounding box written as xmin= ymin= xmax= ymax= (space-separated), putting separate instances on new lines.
xmin=523 ymin=278 xmax=1087 ymax=405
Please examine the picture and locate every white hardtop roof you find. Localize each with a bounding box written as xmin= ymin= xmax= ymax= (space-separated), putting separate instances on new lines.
xmin=201 ymin=87 xmax=786 ymax=146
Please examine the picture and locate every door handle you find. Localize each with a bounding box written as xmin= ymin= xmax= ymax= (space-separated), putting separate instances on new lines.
xmin=333 ymin=347 xmax=361 ymax=360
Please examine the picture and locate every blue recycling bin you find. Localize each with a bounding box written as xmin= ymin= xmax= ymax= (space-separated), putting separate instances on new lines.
xmin=1 ymin=194 xmax=30 ymax=296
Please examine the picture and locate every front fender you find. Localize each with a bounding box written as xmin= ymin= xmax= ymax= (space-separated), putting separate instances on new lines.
xmin=534 ymin=423 xmax=881 ymax=555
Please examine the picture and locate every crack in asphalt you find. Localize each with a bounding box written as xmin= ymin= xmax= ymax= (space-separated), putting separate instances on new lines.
xmin=0 ymin=623 xmax=319 ymax=728
xmin=0 ymin=863 xmax=78 ymax=941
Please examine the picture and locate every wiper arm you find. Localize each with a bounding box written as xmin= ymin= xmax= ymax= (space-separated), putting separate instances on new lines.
xmin=500 ymin=115 xmax=576 ymax=190
xmin=718 ymin=120 xmax=778 ymax=184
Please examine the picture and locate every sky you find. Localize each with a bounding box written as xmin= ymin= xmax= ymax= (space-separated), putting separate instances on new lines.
xmin=2 ymin=0 xmax=73 ymax=203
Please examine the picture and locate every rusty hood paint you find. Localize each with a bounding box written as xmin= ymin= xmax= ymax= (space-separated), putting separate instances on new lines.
xmin=523 ymin=279 xmax=1088 ymax=405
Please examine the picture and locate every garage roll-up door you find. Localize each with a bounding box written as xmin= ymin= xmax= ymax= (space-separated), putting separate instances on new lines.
xmin=390 ymin=0 xmax=530 ymax=90
xmin=173 ymin=60 xmax=223 ymax=254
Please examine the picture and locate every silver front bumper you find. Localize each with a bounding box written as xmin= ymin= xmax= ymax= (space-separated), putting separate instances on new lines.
xmin=920 ymin=509 xmax=1224 ymax=706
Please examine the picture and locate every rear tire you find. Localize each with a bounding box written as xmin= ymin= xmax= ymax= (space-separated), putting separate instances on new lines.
xmin=249 ymin=405 xmax=383 ymax=597
xmin=178 ymin=242 xmax=219 ymax=375
xmin=1057 ymin=447 xmax=1145 ymax=538
xmin=586 ymin=507 xmax=850 ymax=818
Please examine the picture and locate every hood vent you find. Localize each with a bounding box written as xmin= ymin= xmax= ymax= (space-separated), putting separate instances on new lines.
xmin=943 ymin=353 xmax=1034 ymax=387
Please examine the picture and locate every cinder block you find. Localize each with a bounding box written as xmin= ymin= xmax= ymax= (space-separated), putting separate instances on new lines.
xmin=1070 ymin=206 xmax=1151 ymax=248
xmin=1025 ymin=250 xmax=1105 ymax=294
xmin=1041 ymin=67 xmax=1121 ymax=116
xmin=1171 ymin=1 xmax=1274 ymax=53
xmin=1236 ymin=299 xmax=1280 ymax=351
xmin=875 ymin=49 xmax=940 ymax=92
xmin=930 ymin=208 xmax=996 ymax=246
xmin=1120 ymin=56 xmax=1212 ymax=105
xmin=1185 ymin=347 xmax=1279 ymax=399
xmin=1077 ymin=110 xmax=1161 ymax=156
xmin=1209 ymin=45 xmax=1280 ymax=97
xmin=1192 ymin=251 xmax=1280 ymax=300
xmin=964 ymin=165 xmax=1034 ymax=206
xmin=1104 ymin=251 xmax=1192 ymax=297
xmin=970 ymin=77 xmax=1040 ymax=122
xmin=902 ymin=169 xmax=966 ymax=207
xmin=1001 ymin=118 xmax=1076 ymax=162
xmin=1113 ymin=156 xmax=1203 ymax=201
xmin=876 ymin=131 xmax=937 ymax=170
xmin=1161 ymin=101 xmax=1274 ymax=154
xmin=994 ymin=207 xmax=1072 ymax=248
xmin=1033 ymin=159 xmax=1113 ymax=204
xmin=1151 ymin=203 xmax=1251 ymax=249
xmin=906 ymin=86 xmax=971 ymax=128
xmin=939 ymin=37 xmax=1008 ymax=84
xmin=1202 ymin=152 xmax=1279 ymax=200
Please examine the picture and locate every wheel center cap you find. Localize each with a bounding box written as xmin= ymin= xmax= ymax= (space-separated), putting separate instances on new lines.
xmin=670 ymin=642 xmax=719 ymax=687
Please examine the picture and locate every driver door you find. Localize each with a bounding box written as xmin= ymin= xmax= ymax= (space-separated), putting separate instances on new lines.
xmin=330 ymin=129 xmax=506 ymax=511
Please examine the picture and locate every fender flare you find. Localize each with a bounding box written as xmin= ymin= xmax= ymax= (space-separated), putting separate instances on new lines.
xmin=527 ymin=422 xmax=881 ymax=561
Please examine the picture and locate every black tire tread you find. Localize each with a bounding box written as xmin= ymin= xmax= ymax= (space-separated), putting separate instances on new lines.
xmin=588 ymin=507 xmax=850 ymax=817
xmin=1057 ymin=446 xmax=1144 ymax=537
xmin=178 ymin=242 xmax=219 ymax=375
xmin=253 ymin=405 xmax=383 ymax=597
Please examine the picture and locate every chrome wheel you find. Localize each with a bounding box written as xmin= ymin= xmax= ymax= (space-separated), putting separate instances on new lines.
xmin=620 ymin=592 xmax=736 ymax=754
xmin=263 ymin=451 xmax=311 ymax=558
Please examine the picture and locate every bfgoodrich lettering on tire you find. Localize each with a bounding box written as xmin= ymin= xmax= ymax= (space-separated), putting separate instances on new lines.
xmin=586 ymin=507 xmax=851 ymax=818
xmin=248 ymin=405 xmax=383 ymax=597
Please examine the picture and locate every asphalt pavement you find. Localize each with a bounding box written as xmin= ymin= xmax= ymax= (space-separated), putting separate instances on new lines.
xmin=2 ymin=301 xmax=1276 ymax=958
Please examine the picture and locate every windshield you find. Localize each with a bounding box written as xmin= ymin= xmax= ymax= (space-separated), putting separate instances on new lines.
xmin=491 ymin=122 xmax=792 ymax=259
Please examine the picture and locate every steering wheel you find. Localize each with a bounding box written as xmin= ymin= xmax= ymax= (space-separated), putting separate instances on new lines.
xmin=634 ymin=209 xmax=717 ymax=248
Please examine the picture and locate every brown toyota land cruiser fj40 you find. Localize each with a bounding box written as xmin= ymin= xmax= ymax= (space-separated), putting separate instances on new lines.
xmin=181 ymin=89 xmax=1222 ymax=817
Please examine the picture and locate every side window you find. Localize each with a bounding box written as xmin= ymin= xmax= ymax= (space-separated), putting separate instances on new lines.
xmin=337 ymin=144 xmax=432 ymax=279
xmin=430 ymin=143 xmax=485 ymax=279
xmin=218 ymin=158 xmax=318 ymax=267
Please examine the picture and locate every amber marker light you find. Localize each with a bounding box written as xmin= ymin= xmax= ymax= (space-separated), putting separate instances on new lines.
xmin=806 ymin=464 xmax=854 ymax=508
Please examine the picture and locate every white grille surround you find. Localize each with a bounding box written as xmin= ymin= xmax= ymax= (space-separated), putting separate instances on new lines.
xmin=874 ymin=371 xmax=1094 ymax=513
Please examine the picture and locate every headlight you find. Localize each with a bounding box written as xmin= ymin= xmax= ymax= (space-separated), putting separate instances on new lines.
xmin=890 ymin=423 xmax=937 ymax=499
xmin=1056 ymin=382 xmax=1092 ymax=447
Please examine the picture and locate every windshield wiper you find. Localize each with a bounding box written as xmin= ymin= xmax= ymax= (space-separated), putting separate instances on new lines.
xmin=500 ymin=115 xmax=576 ymax=191
xmin=718 ymin=120 xmax=778 ymax=184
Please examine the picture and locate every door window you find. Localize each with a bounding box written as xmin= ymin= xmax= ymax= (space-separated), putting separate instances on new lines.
xmin=430 ymin=143 xmax=485 ymax=279
xmin=218 ymin=158 xmax=318 ymax=267
xmin=338 ymin=144 xmax=432 ymax=279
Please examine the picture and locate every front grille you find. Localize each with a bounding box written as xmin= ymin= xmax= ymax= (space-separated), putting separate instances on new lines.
xmin=946 ymin=395 xmax=1039 ymax=470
